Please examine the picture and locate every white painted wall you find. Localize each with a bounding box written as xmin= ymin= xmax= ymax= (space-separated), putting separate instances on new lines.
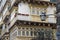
xmin=17 ymin=15 xmax=31 ymax=21
xmin=46 ymin=6 xmax=56 ymax=15
xmin=46 ymin=6 xmax=56 ymax=23
xmin=18 ymin=2 xmax=30 ymax=14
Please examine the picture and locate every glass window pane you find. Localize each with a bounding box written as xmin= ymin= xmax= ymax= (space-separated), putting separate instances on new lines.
xmin=22 ymin=31 xmax=25 ymax=36
xmin=30 ymin=31 xmax=33 ymax=36
xmin=37 ymin=8 xmax=39 ymax=15
xmin=26 ymin=31 xmax=29 ymax=36
xmin=34 ymin=31 xmax=37 ymax=36
xmin=32 ymin=7 xmax=35 ymax=14
xmin=18 ymin=30 xmax=21 ymax=36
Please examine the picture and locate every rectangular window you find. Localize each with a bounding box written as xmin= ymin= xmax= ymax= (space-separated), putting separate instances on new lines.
xmin=18 ymin=30 xmax=21 ymax=36
xmin=31 ymin=7 xmax=40 ymax=15
xmin=36 ymin=8 xmax=39 ymax=15
xmin=31 ymin=7 xmax=35 ymax=14
xmin=26 ymin=31 xmax=29 ymax=36
xmin=34 ymin=31 xmax=37 ymax=36
xmin=30 ymin=31 xmax=33 ymax=36
xmin=22 ymin=31 xmax=25 ymax=36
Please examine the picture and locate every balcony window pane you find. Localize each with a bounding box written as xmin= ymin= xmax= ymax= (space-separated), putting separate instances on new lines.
xmin=22 ymin=31 xmax=25 ymax=36
xmin=26 ymin=31 xmax=29 ymax=36
xmin=34 ymin=31 xmax=37 ymax=36
xmin=37 ymin=8 xmax=39 ymax=15
xmin=31 ymin=7 xmax=35 ymax=14
xmin=18 ymin=30 xmax=21 ymax=36
xmin=30 ymin=31 xmax=33 ymax=36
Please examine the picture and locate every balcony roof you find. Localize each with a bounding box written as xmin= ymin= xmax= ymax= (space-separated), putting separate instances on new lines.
xmin=9 ymin=20 xmax=56 ymax=30
xmin=14 ymin=0 xmax=56 ymax=6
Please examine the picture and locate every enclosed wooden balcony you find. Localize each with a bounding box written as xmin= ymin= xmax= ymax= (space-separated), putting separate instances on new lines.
xmin=8 ymin=12 xmax=56 ymax=31
xmin=8 ymin=1 xmax=57 ymax=30
xmin=8 ymin=5 xmax=56 ymax=29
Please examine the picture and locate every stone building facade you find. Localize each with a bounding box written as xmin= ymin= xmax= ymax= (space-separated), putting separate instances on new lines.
xmin=0 ymin=0 xmax=57 ymax=40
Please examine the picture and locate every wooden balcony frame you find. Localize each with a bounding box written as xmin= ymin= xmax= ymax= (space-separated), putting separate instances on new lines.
xmin=13 ymin=0 xmax=56 ymax=7
xmin=9 ymin=20 xmax=56 ymax=30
